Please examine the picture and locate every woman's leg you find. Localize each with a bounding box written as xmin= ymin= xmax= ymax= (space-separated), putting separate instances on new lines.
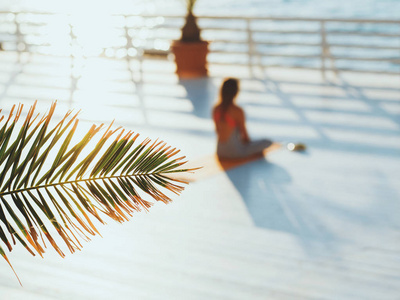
xmin=242 ymin=139 xmax=273 ymax=157
xmin=217 ymin=129 xmax=274 ymax=159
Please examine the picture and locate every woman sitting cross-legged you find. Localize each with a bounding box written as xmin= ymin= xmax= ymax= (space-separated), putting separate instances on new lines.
xmin=212 ymin=77 xmax=276 ymax=160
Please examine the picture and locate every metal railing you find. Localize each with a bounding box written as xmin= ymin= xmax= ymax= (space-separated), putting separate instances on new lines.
xmin=0 ymin=11 xmax=399 ymax=74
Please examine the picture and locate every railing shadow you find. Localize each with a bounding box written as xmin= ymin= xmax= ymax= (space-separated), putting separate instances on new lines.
xmin=222 ymin=156 xmax=338 ymax=256
xmin=225 ymin=159 xmax=294 ymax=231
xmin=1 ymin=54 xmax=399 ymax=158
xmin=255 ymin=72 xmax=400 ymax=156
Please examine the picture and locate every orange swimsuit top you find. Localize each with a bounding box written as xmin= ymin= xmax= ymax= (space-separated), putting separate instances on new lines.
xmin=213 ymin=109 xmax=237 ymax=128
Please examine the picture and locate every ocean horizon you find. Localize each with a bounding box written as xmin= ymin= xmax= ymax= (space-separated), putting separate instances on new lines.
xmin=1 ymin=0 xmax=400 ymax=20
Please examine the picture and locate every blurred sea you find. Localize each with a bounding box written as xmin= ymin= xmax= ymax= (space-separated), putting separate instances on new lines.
xmin=1 ymin=0 xmax=400 ymax=19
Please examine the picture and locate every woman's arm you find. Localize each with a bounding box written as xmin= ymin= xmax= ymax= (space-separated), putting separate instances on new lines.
xmin=236 ymin=107 xmax=250 ymax=143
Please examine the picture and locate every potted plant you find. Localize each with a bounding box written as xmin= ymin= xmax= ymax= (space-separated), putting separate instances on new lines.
xmin=171 ymin=0 xmax=209 ymax=78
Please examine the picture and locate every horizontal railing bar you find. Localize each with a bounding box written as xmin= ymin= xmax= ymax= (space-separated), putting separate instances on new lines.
xmin=209 ymin=50 xmax=251 ymax=55
xmin=207 ymin=29 xmax=400 ymax=37
xmin=7 ymin=22 xmax=398 ymax=40
xmin=225 ymin=30 xmax=320 ymax=34
xmin=126 ymin=14 xmax=400 ymax=24
xmin=5 ymin=23 xmax=399 ymax=40
xmin=265 ymin=54 xmax=399 ymax=62
xmin=210 ymin=40 xmax=320 ymax=46
xmin=211 ymin=51 xmax=400 ymax=62
xmin=247 ymin=41 xmax=321 ymax=47
xmin=328 ymin=56 xmax=400 ymax=62
xmin=328 ymin=44 xmax=400 ymax=50
xmin=257 ymin=42 xmax=400 ymax=50
xmin=328 ymin=31 xmax=400 ymax=37
xmin=148 ymin=25 xmax=400 ymax=37
xmin=211 ymin=51 xmax=321 ymax=58
xmin=210 ymin=40 xmax=400 ymax=50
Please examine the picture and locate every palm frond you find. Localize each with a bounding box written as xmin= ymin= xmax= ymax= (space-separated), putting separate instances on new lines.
xmin=182 ymin=0 xmax=197 ymax=12
xmin=0 ymin=101 xmax=197 ymax=284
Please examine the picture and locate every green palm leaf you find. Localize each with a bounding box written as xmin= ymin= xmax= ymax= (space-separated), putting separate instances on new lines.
xmin=0 ymin=101 xmax=196 ymax=284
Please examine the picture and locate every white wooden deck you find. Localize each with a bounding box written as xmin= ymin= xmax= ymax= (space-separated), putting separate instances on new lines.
xmin=0 ymin=51 xmax=399 ymax=299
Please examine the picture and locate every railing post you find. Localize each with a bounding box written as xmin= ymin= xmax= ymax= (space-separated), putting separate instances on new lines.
xmin=246 ymin=18 xmax=254 ymax=77
xmin=320 ymin=20 xmax=326 ymax=78
xmin=124 ymin=16 xmax=132 ymax=56
xmin=15 ymin=12 xmax=23 ymax=63
xmin=124 ymin=15 xmax=141 ymax=83
xmin=69 ymin=21 xmax=73 ymax=58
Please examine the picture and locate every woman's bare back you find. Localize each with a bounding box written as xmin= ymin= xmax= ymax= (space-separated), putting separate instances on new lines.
xmin=213 ymin=104 xmax=249 ymax=143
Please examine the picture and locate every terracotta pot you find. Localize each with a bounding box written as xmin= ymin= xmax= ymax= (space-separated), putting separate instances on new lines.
xmin=171 ymin=40 xmax=209 ymax=79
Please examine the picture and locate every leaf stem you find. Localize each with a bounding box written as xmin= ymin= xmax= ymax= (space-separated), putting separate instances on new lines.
xmin=0 ymin=172 xmax=168 ymax=197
